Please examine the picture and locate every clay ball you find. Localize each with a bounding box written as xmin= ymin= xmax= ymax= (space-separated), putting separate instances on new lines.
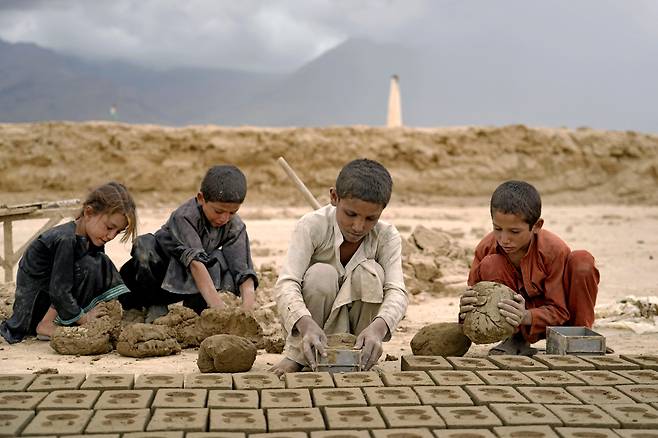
xmin=197 ymin=334 xmax=257 ymax=373
xmin=410 ymin=322 xmax=471 ymax=357
xmin=462 ymin=281 xmax=516 ymax=344
xmin=116 ymin=323 xmax=181 ymax=358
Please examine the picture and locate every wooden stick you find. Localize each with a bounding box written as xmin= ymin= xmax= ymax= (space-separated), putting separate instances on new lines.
xmin=277 ymin=157 xmax=322 ymax=210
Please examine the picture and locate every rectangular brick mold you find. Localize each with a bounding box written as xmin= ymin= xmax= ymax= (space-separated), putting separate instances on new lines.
xmin=620 ymin=354 xmax=658 ymax=370
xmin=22 ymin=409 xmax=93 ymax=435
xmin=401 ymin=356 xmax=453 ymax=371
xmin=0 ymin=374 xmax=36 ymax=392
xmin=363 ymin=386 xmax=421 ymax=406
xmin=285 ymin=372 xmax=335 ymax=389
xmin=152 ymin=388 xmax=208 ymax=408
xmin=545 ymin=404 xmax=620 ymax=428
xmin=85 ymin=408 xmax=151 ymax=434
xmin=428 ymin=370 xmax=485 ymax=386
xmin=565 ymin=385 xmax=635 ymax=404
xmin=184 ymin=373 xmax=232 ymax=389
xmin=209 ymin=408 xmax=266 ymax=433
xmin=323 ymin=406 xmax=386 ymax=429
xmin=28 ymin=374 xmax=86 ymax=391
xmin=135 ymin=374 xmax=184 ymax=389
xmin=546 ymin=326 xmax=605 ymax=355
xmin=207 ymin=390 xmax=259 ymax=409
xmin=94 ymin=389 xmax=155 ymax=410
xmin=523 ymin=370 xmax=585 ymax=386
xmin=489 ymin=403 xmax=562 ymax=426
xmin=81 ymin=373 xmax=134 ymax=390
xmin=332 ymin=371 xmax=383 ymax=388
xmin=380 ymin=405 xmax=445 ymax=429
xmin=147 ymin=407 xmax=208 ymax=432
xmin=615 ymin=369 xmax=658 ymax=384
xmin=311 ymin=387 xmax=367 ymax=407
xmin=232 ymin=372 xmax=284 ymax=390
xmin=599 ymin=402 xmax=658 ymax=429
xmin=261 ymin=389 xmax=313 ymax=409
xmin=38 ymin=389 xmax=101 ymax=410
xmin=516 ymin=386 xmax=581 ymax=404
xmin=532 ymin=355 xmax=596 ymax=371
xmin=413 ymin=386 xmax=473 ymax=407
xmin=579 ymin=355 xmax=641 ymax=370
xmin=464 ymin=385 xmax=528 ymax=405
xmin=371 ymin=427 xmax=435 ymax=437
xmin=267 ymin=407 xmax=325 ymax=432
xmin=0 ymin=391 xmax=46 ymax=410
xmin=475 ymin=370 xmax=535 ymax=386
xmin=433 ymin=429 xmax=497 ymax=438
xmin=487 ymin=355 xmax=549 ymax=371
xmin=0 ymin=409 xmax=34 ymax=436
xmin=569 ymin=370 xmax=633 ymax=385
xmin=493 ymin=425 xmax=559 ymax=438
xmin=435 ymin=405 xmax=502 ymax=428
xmin=446 ymin=357 xmax=498 ymax=371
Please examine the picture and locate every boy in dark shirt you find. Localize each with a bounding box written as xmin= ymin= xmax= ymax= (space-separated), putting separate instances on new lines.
xmin=119 ymin=165 xmax=258 ymax=320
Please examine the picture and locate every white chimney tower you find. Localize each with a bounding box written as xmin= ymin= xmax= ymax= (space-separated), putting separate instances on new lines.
xmin=386 ymin=74 xmax=402 ymax=127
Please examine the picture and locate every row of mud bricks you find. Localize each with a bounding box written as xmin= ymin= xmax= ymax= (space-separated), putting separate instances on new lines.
xmin=0 ymin=354 xmax=657 ymax=436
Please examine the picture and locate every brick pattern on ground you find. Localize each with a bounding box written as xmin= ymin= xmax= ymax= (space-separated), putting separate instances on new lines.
xmin=2 ymin=355 xmax=658 ymax=436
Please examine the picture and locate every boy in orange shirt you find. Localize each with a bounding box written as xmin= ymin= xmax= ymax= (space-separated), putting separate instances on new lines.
xmin=459 ymin=180 xmax=600 ymax=355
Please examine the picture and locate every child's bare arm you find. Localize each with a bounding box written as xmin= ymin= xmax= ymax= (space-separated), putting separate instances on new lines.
xmin=239 ymin=277 xmax=255 ymax=311
xmin=190 ymin=260 xmax=225 ymax=308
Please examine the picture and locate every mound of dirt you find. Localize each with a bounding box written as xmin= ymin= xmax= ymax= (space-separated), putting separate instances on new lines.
xmin=410 ymin=322 xmax=472 ymax=357
xmin=197 ymin=334 xmax=257 ymax=373
xmin=50 ymin=301 xmax=123 ymax=355
xmin=116 ymin=323 xmax=181 ymax=358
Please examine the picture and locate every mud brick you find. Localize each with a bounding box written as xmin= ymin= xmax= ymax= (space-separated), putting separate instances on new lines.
xmin=0 ymin=409 xmax=34 ymax=436
xmin=371 ymin=427 xmax=435 ymax=438
xmin=523 ymin=370 xmax=585 ymax=386
xmin=311 ymin=387 xmax=367 ymax=407
xmin=616 ymin=384 xmax=658 ymax=403
xmin=489 ymin=403 xmax=562 ymax=426
xmin=487 ymin=355 xmax=549 ymax=371
xmin=615 ymin=429 xmax=658 ymax=438
xmin=310 ymin=431 xmax=370 ymax=438
xmin=401 ymin=355 xmax=453 ymax=371
xmin=135 ymin=374 xmax=184 ymax=389
xmin=433 ymin=429 xmax=496 ymax=438
xmin=38 ymin=389 xmax=100 ymax=410
xmin=285 ymin=372 xmax=334 ymax=389
xmin=0 ymin=391 xmax=46 ymax=410
xmin=85 ymin=408 xmax=151 ymax=434
xmin=620 ymin=354 xmax=658 ymax=371
xmin=147 ymin=407 xmax=208 ymax=432
xmin=81 ymin=373 xmax=134 ymax=390
xmin=209 ymin=408 xmax=266 ymax=433
xmin=554 ymin=427 xmax=619 ymax=438
xmin=516 ymin=387 xmax=581 ymax=404
xmin=598 ymin=403 xmax=658 ymax=429
xmin=413 ymin=386 xmax=473 ymax=407
xmin=364 ymin=386 xmax=421 ymax=406
xmin=323 ymin=406 xmax=385 ymax=429
xmin=251 ymin=433 xmax=307 ymax=438
xmin=493 ymin=425 xmax=559 ymax=438
xmin=152 ymin=388 xmax=208 ymax=408
xmin=475 ymin=370 xmax=535 ymax=386
xmin=446 ymin=357 xmax=498 ymax=371
xmin=0 ymin=374 xmax=36 ymax=392
xmin=22 ymin=409 xmax=92 ymax=435
xmin=464 ymin=385 xmax=528 ymax=405
xmin=68 ymin=434 xmax=120 ymax=438
xmin=615 ymin=369 xmax=658 ymax=384
xmin=187 ymin=433 xmax=246 ymax=438
xmin=381 ymin=371 xmax=435 ymax=387
xmin=544 ymin=404 xmax=620 ymax=428
xmin=565 ymin=386 xmax=635 ymax=404
xmin=380 ymin=405 xmax=446 ymax=429
xmin=434 ymin=405 xmax=502 ymax=428
xmin=428 ymin=370 xmax=485 ymax=386
xmin=184 ymin=373 xmax=233 ymax=389
xmin=261 ymin=389 xmax=312 ymax=409
xmin=267 ymin=407 xmax=325 ymax=432
xmin=532 ymin=355 xmax=596 ymax=371
xmin=123 ymin=432 xmax=184 ymax=438
xmin=569 ymin=370 xmax=633 ymax=386
xmin=28 ymin=373 xmax=86 ymax=391
xmin=95 ymin=389 xmax=155 ymax=410
xmin=207 ymin=390 xmax=258 ymax=409
xmin=333 ymin=371 xmax=383 ymax=387
xmin=579 ymin=355 xmax=641 ymax=370
xmin=232 ymin=372 xmax=284 ymax=390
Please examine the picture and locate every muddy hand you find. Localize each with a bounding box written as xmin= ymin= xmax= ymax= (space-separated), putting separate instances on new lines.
xmin=296 ymin=316 xmax=327 ymax=371
xmin=459 ymin=290 xmax=477 ymax=320
xmin=498 ymin=294 xmax=529 ymax=327
xmin=355 ymin=318 xmax=388 ymax=371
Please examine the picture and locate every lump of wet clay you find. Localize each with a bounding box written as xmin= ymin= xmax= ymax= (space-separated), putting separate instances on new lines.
xmin=116 ymin=323 xmax=181 ymax=358
xmin=410 ymin=322 xmax=472 ymax=357
xmin=194 ymin=307 xmax=263 ymax=344
xmin=327 ymin=333 xmax=357 ymax=348
xmin=462 ymin=281 xmax=516 ymax=344
xmin=154 ymin=305 xmax=201 ymax=348
xmin=197 ymin=334 xmax=257 ymax=373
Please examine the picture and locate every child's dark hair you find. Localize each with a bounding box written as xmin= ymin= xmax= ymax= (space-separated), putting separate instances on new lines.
xmin=81 ymin=181 xmax=137 ymax=243
xmin=490 ymin=180 xmax=542 ymax=228
xmin=200 ymin=165 xmax=247 ymax=203
xmin=335 ymin=159 xmax=393 ymax=206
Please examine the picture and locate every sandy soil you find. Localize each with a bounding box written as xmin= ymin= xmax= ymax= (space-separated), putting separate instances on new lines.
xmin=2 ymin=203 xmax=657 ymax=374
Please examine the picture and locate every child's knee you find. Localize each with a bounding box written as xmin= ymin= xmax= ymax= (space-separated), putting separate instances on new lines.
xmin=302 ymin=263 xmax=339 ymax=297
xmin=567 ymin=250 xmax=598 ymax=276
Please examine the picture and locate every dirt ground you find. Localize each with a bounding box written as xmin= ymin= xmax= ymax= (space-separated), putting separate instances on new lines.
xmin=2 ymin=202 xmax=657 ymax=374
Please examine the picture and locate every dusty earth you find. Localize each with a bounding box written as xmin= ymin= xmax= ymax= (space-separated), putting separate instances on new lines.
xmin=1 ymin=122 xmax=657 ymax=374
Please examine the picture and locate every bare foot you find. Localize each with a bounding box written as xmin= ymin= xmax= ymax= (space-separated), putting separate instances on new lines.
xmin=35 ymin=320 xmax=56 ymax=339
xmin=488 ymin=333 xmax=537 ymax=356
xmin=269 ymin=357 xmax=304 ymax=379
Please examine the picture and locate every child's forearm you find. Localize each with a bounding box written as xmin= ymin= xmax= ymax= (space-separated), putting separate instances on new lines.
xmin=190 ymin=260 xmax=224 ymax=308
xmin=239 ymin=277 xmax=256 ymax=310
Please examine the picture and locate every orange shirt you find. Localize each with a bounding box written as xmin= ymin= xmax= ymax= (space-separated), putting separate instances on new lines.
xmin=468 ymin=229 xmax=572 ymax=341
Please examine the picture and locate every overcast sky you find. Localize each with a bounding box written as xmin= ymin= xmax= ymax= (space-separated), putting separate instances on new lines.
xmin=1 ymin=0 xmax=657 ymax=72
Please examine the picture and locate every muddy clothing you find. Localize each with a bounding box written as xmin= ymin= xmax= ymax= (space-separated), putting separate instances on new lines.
xmin=468 ymin=229 xmax=599 ymax=344
xmin=119 ymin=198 xmax=257 ymax=312
xmin=275 ymin=204 xmax=408 ymax=365
xmin=0 ymin=221 xmax=128 ymax=344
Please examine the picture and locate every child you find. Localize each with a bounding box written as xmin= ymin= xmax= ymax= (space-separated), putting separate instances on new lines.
xmin=459 ymin=180 xmax=600 ymax=355
xmin=0 ymin=181 xmax=137 ymax=343
xmin=119 ymin=165 xmax=257 ymax=320
xmin=271 ymin=159 xmax=408 ymax=376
